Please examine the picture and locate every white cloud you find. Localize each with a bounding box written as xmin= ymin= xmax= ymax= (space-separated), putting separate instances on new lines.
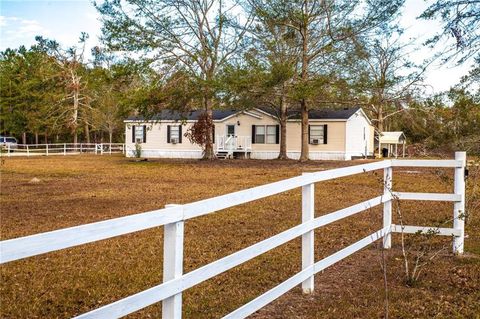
xmin=0 ymin=15 xmax=51 ymax=50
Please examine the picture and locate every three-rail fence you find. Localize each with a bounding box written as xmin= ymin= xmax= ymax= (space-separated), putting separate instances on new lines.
xmin=0 ymin=152 xmax=467 ymax=318
xmin=2 ymin=143 xmax=125 ymax=156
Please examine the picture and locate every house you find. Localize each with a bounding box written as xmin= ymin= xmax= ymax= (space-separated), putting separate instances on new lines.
xmin=124 ymin=107 xmax=375 ymax=160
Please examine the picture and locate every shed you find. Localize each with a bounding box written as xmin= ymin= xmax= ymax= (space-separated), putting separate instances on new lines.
xmin=379 ymin=131 xmax=406 ymax=158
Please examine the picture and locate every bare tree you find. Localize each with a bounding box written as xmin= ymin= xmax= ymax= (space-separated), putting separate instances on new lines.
xmin=96 ymin=0 xmax=253 ymax=159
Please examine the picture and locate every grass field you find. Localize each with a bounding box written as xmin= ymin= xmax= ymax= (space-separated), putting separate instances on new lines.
xmin=1 ymin=155 xmax=479 ymax=318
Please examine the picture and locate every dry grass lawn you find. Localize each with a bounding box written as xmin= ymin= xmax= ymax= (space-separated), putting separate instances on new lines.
xmin=1 ymin=155 xmax=479 ymax=318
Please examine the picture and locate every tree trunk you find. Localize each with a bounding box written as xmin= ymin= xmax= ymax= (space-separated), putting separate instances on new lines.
xmin=300 ymin=99 xmax=309 ymax=161
xmin=44 ymin=132 xmax=48 ymax=144
xmin=22 ymin=132 xmax=27 ymax=144
xmin=109 ymin=130 xmax=113 ymax=144
xmin=71 ymin=72 xmax=80 ymax=145
xmin=377 ymin=105 xmax=384 ymax=133
xmin=277 ymin=89 xmax=289 ymax=160
xmin=85 ymin=123 xmax=90 ymax=143
xmin=35 ymin=132 xmax=39 ymax=145
xmin=299 ymin=9 xmax=310 ymax=161
xmin=203 ymin=97 xmax=215 ymax=160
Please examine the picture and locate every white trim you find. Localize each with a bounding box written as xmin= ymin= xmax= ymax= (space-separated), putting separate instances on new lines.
xmin=287 ymin=119 xmax=347 ymax=122
xmin=218 ymin=109 xmax=263 ymax=122
xmin=124 ymin=107 xmax=367 ymax=124
xmin=350 ymin=108 xmax=372 ymax=125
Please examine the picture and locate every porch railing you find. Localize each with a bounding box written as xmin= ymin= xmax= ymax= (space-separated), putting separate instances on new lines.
xmin=216 ymin=136 xmax=252 ymax=152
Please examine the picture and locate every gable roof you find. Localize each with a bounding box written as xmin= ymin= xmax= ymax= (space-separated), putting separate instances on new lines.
xmin=305 ymin=107 xmax=361 ymax=120
xmin=379 ymin=131 xmax=406 ymax=144
xmin=125 ymin=107 xmax=363 ymax=122
xmin=126 ymin=109 xmax=238 ymax=121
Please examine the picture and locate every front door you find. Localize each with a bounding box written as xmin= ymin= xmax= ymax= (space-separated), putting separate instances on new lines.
xmin=226 ymin=125 xmax=236 ymax=150
xmin=226 ymin=124 xmax=235 ymax=137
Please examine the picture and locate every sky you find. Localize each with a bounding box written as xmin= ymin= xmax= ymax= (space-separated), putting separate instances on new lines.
xmin=0 ymin=0 xmax=474 ymax=94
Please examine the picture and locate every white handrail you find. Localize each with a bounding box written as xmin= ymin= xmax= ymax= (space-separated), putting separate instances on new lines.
xmin=0 ymin=153 xmax=467 ymax=319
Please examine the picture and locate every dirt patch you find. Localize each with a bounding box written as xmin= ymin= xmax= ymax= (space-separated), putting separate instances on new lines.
xmin=0 ymin=155 xmax=479 ymax=318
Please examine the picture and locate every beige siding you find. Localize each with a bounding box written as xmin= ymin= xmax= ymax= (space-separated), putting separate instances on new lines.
xmin=216 ymin=111 xmax=346 ymax=152
xmin=285 ymin=121 xmax=346 ymax=152
xmin=125 ymin=109 xmax=348 ymax=157
xmin=126 ymin=122 xmax=202 ymax=150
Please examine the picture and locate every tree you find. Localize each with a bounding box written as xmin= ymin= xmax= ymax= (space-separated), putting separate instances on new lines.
xmin=420 ymin=0 xmax=480 ymax=64
xmin=0 ymin=46 xmax=60 ymax=143
xmin=96 ymin=0 xmax=252 ymax=159
xmin=35 ymin=33 xmax=90 ymax=144
xmin=352 ymin=29 xmax=428 ymax=133
xmin=222 ymin=5 xmax=300 ymax=159
xmin=250 ymin=0 xmax=404 ymax=160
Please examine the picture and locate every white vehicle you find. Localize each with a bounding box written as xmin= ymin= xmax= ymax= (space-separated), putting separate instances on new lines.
xmin=0 ymin=136 xmax=18 ymax=152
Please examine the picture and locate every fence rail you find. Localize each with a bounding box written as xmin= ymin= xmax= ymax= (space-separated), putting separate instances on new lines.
xmin=1 ymin=143 xmax=125 ymax=157
xmin=0 ymin=152 xmax=467 ymax=319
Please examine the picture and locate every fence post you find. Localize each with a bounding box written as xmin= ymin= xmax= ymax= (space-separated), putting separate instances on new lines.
xmin=383 ymin=165 xmax=393 ymax=249
xmin=27 ymin=145 xmax=30 ymax=157
xmin=453 ymin=151 xmax=466 ymax=255
xmin=101 ymin=144 xmax=104 ymax=155
xmin=109 ymin=143 xmax=112 ymax=155
xmin=162 ymin=204 xmax=184 ymax=319
xmin=46 ymin=144 xmax=48 ymax=156
xmin=80 ymin=143 xmax=83 ymax=153
xmin=301 ymin=175 xmax=314 ymax=294
xmin=64 ymin=143 xmax=66 ymax=156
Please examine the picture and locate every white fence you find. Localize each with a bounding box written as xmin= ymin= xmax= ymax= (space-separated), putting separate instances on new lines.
xmin=2 ymin=143 xmax=125 ymax=156
xmin=0 ymin=152 xmax=466 ymax=318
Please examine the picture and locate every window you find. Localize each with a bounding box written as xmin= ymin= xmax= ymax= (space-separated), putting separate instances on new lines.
xmin=135 ymin=125 xmax=144 ymax=143
xmin=255 ymin=125 xmax=265 ymax=143
xmin=226 ymin=125 xmax=235 ymax=137
xmin=170 ymin=126 xmax=180 ymax=140
xmin=253 ymin=125 xmax=278 ymax=144
xmin=167 ymin=125 xmax=182 ymax=143
xmin=266 ymin=125 xmax=277 ymax=144
xmin=309 ymin=125 xmax=324 ymax=144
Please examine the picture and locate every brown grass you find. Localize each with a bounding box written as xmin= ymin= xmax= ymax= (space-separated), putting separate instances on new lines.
xmin=0 ymin=155 xmax=479 ymax=318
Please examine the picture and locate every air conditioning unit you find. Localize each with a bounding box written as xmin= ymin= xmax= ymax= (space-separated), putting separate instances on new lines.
xmin=311 ymin=139 xmax=319 ymax=145
xmin=171 ymin=138 xmax=179 ymax=144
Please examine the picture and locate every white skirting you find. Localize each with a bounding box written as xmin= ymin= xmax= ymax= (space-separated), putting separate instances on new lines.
xmin=126 ymin=149 xmax=204 ymax=159
xmin=127 ymin=148 xmax=349 ymax=160
xmin=251 ymin=151 xmax=347 ymax=160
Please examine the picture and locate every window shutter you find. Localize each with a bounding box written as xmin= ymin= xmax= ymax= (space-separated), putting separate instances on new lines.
xmin=143 ymin=125 xmax=147 ymax=143
xmin=167 ymin=125 xmax=171 ymax=143
xmin=308 ymin=125 xmax=311 ymax=144
xmin=212 ymin=125 xmax=215 ymax=144
xmin=275 ymin=125 xmax=280 ymax=144
xmin=178 ymin=125 xmax=182 ymax=143
xmin=132 ymin=125 xmax=136 ymax=143
xmin=323 ymin=124 xmax=328 ymax=144
xmin=251 ymin=125 xmax=256 ymax=144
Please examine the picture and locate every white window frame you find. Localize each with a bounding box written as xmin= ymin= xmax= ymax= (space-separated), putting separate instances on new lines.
xmin=255 ymin=125 xmax=265 ymax=144
xmin=170 ymin=126 xmax=180 ymax=141
xmin=266 ymin=125 xmax=277 ymax=144
xmin=135 ymin=125 xmax=144 ymax=143
xmin=309 ymin=125 xmax=324 ymax=144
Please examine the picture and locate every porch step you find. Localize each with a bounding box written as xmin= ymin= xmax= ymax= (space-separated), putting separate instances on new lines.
xmin=216 ymin=151 xmax=230 ymax=159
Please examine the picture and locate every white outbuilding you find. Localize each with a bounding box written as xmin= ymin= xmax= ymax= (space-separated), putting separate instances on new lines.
xmin=379 ymin=131 xmax=406 ymax=158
